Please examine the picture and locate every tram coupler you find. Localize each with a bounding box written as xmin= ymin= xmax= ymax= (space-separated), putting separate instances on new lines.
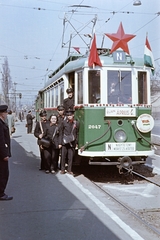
xmin=117 ymin=156 xmax=133 ymax=175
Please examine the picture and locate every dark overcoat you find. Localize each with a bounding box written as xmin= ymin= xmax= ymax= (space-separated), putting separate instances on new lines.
xmin=0 ymin=118 xmax=11 ymax=160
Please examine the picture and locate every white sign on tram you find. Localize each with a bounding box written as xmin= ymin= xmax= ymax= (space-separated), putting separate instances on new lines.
xmin=106 ymin=142 xmax=136 ymax=152
xmin=105 ymin=107 xmax=136 ymax=117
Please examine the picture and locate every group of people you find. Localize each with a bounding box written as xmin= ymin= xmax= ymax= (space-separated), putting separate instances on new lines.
xmin=0 ymin=88 xmax=77 ymax=201
xmin=34 ymin=88 xmax=79 ymax=175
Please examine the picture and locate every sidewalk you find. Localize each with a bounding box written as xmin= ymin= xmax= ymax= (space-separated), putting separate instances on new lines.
xmin=0 ymin=120 xmax=128 ymax=240
xmin=12 ymin=120 xmax=40 ymax=159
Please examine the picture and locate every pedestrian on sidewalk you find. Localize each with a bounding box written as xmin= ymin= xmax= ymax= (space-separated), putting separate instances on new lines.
xmin=26 ymin=110 xmax=35 ymax=134
xmin=6 ymin=110 xmax=15 ymax=137
xmin=0 ymin=105 xmax=13 ymax=201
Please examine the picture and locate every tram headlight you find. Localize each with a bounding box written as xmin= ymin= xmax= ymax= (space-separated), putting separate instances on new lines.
xmin=114 ymin=129 xmax=127 ymax=142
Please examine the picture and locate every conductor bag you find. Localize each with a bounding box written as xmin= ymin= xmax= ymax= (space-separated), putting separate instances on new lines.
xmin=63 ymin=134 xmax=75 ymax=144
xmin=40 ymin=138 xmax=50 ymax=148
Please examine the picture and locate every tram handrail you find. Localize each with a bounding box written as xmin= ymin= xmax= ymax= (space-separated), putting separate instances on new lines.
xmin=80 ymin=120 xmax=111 ymax=153
xmin=131 ymin=120 xmax=157 ymax=149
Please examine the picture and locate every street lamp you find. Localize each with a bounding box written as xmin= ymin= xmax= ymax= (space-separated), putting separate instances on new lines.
xmin=133 ymin=0 xmax=142 ymax=6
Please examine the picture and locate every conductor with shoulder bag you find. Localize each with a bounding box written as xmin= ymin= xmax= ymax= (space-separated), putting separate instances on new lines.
xmin=34 ymin=110 xmax=48 ymax=170
xmin=60 ymin=109 xmax=79 ymax=175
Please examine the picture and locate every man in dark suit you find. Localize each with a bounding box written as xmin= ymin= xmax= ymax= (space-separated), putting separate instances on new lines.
xmin=34 ymin=110 xmax=48 ymax=170
xmin=0 ymin=105 xmax=13 ymax=200
xmin=60 ymin=109 xmax=79 ymax=175
xmin=63 ymin=88 xmax=74 ymax=113
xmin=26 ymin=110 xmax=35 ymax=134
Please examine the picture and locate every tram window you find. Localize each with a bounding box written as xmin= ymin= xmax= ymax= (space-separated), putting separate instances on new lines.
xmin=55 ymin=86 xmax=58 ymax=107
xmin=47 ymin=90 xmax=50 ymax=107
xmin=108 ymin=70 xmax=131 ymax=104
xmin=88 ymin=70 xmax=100 ymax=103
xmin=59 ymin=83 xmax=64 ymax=105
xmin=138 ymin=72 xmax=147 ymax=104
xmin=78 ymin=71 xmax=83 ymax=104
xmin=69 ymin=72 xmax=74 ymax=92
xmin=44 ymin=92 xmax=47 ymax=108
xmin=52 ymin=88 xmax=54 ymax=107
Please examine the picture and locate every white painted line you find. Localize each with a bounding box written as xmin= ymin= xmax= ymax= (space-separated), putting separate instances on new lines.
xmin=67 ymin=175 xmax=145 ymax=240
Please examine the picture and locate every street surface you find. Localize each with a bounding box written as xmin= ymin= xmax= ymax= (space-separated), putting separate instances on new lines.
xmin=0 ymin=120 xmax=160 ymax=240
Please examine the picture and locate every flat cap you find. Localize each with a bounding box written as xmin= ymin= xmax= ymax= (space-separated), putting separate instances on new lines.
xmin=39 ymin=110 xmax=47 ymax=117
xmin=57 ymin=105 xmax=64 ymax=111
xmin=66 ymin=88 xmax=73 ymax=94
xmin=0 ymin=105 xmax=8 ymax=113
xmin=66 ymin=108 xmax=75 ymax=116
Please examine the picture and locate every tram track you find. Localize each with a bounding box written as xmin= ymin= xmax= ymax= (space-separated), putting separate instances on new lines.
xmin=91 ymin=179 xmax=160 ymax=238
xmin=128 ymin=169 xmax=160 ymax=187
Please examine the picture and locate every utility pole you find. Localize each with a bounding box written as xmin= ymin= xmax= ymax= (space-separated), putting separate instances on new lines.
xmin=14 ymin=82 xmax=17 ymax=116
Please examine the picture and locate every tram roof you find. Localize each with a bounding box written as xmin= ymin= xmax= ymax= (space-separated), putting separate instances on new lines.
xmin=41 ymin=52 xmax=145 ymax=91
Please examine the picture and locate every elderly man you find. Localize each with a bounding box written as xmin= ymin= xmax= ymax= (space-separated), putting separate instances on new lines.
xmin=0 ymin=105 xmax=13 ymax=200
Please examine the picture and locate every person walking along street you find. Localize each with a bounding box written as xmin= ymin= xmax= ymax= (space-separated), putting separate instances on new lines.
xmin=0 ymin=105 xmax=13 ymax=201
xmin=26 ymin=110 xmax=35 ymax=134
xmin=6 ymin=109 xmax=15 ymax=137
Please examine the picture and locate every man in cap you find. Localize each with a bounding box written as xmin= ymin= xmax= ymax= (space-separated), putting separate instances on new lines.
xmin=60 ymin=108 xmax=79 ymax=175
xmin=26 ymin=110 xmax=35 ymax=134
xmin=0 ymin=105 xmax=13 ymax=200
xmin=63 ymin=88 xmax=74 ymax=113
xmin=34 ymin=109 xmax=48 ymax=170
xmin=57 ymin=105 xmax=66 ymax=126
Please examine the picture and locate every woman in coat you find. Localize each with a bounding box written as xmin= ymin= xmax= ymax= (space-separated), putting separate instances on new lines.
xmin=42 ymin=114 xmax=62 ymax=173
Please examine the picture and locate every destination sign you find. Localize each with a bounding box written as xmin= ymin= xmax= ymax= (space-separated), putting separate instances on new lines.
xmin=106 ymin=142 xmax=136 ymax=152
xmin=105 ymin=107 xmax=136 ymax=117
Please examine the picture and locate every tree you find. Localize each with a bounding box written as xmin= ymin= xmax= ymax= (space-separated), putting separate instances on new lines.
xmin=1 ymin=57 xmax=12 ymax=105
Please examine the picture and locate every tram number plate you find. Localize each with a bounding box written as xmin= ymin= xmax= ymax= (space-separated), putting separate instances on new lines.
xmin=106 ymin=142 xmax=136 ymax=151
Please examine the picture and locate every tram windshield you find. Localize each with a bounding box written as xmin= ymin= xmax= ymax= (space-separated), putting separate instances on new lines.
xmin=108 ymin=70 xmax=132 ymax=104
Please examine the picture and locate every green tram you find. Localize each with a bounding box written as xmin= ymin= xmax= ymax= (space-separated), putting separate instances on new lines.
xmin=35 ymin=50 xmax=155 ymax=173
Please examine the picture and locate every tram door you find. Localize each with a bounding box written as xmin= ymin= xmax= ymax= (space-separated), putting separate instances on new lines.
xmin=88 ymin=70 xmax=100 ymax=103
xmin=138 ymin=72 xmax=147 ymax=104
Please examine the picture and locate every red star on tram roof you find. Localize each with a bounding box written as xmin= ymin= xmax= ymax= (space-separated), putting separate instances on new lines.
xmin=105 ymin=22 xmax=136 ymax=54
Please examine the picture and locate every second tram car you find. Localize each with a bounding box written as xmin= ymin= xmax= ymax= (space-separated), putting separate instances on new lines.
xmin=35 ymin=47 xmax=155 ymax=173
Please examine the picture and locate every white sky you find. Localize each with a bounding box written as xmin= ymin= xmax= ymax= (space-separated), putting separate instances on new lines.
xmin=0 ymin=0 xmax=160 ymax=105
